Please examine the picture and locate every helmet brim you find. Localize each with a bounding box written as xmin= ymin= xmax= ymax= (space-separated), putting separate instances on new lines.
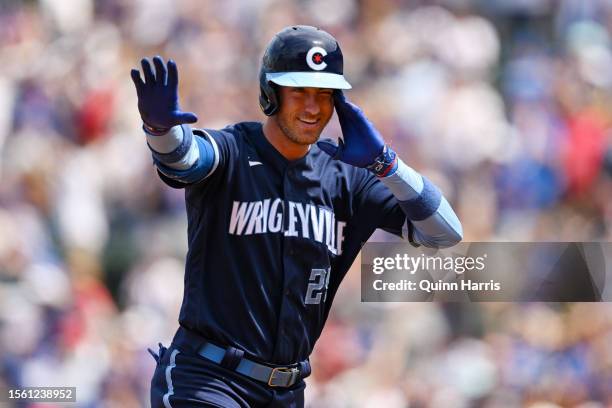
xmin=266 ymin=72 xmax=352 ymax=90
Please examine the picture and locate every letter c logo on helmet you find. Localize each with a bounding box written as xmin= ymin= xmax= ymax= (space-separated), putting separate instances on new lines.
xmin=306 ymin=47 xmax=327 ymax=71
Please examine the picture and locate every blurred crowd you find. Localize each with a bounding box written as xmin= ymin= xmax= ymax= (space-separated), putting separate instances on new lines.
xmin=0 ymin=0 xmax=611 ymax=406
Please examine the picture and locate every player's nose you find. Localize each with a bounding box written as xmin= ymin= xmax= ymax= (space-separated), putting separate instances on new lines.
xmin=303 ymin=94 xmax=321 ymax=116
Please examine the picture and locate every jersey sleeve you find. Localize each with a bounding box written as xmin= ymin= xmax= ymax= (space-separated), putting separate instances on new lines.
xmin=350 ymin=168 xmax=415 ymax=244
xmin=156 ymin=128 xmax=237 ymax=189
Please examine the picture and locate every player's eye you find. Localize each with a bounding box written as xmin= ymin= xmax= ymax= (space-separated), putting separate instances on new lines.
xmin=317 ymin=92 xmax=333 ymax=102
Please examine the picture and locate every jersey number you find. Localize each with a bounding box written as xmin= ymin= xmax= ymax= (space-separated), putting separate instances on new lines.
xmin=305 ymin=268 xmax=331 ymax=305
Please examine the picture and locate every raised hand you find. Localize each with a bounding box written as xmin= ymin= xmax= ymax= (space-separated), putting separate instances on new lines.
xmin=130 ymin=56 xmax=198 ymax=134
xmin=317 ymin=91 xmax=385 ymax=168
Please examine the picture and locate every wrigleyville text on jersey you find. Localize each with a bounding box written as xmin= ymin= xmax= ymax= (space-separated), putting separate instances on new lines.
xmin=229 ymin=199 xmax=346 ymax=256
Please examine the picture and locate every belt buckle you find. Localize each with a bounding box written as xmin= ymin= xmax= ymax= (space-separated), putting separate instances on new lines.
xmin=267 ymin=366 xmax=300 ymax=387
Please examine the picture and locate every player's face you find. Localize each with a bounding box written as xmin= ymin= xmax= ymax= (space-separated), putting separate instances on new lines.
xmin=275 ymin=86 xmax=334 ymax=145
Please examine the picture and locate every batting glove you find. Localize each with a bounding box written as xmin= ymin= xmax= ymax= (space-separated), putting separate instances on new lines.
xmin=130 ymin=56 xmax=198 ymax=135
xmin=317 ymin=91 xmax=396 ymax=176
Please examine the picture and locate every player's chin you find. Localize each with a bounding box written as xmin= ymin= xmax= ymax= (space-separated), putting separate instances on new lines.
xmin=298 ymin=130 xmax=323 ymax=145
xmin=295 ymin=120 xmax=324 ymax=143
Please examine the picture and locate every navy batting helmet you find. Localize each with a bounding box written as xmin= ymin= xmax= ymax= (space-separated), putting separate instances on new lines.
xmin=259 ymin=25 xmax=352 ymax=116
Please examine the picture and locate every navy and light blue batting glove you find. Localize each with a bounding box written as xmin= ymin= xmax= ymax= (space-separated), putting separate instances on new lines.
xmin=130 ymin=56 xmax=198 ymax=135
xmin=317 ymin=91 xmax=397 ymax=176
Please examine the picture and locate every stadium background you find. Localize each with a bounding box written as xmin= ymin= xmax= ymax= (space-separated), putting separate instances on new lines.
xmin=0 ymin=0 xmax=611 ymax=406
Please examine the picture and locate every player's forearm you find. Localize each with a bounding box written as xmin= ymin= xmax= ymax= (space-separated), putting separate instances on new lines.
xmin=380 ymin=158 xmax=463 ymax=248
xmin=144 ymin=124 xmax=217 ymax=183
xmin=145 ymin=124 xmax=199 ymax=170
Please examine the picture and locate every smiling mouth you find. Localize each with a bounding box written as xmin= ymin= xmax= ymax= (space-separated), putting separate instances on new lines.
xmin=298 ymin=118 xmax=319 ymax=125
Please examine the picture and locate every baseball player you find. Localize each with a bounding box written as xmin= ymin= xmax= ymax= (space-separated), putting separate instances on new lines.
xmin=131 ymin=25 xmax=462 ymax=408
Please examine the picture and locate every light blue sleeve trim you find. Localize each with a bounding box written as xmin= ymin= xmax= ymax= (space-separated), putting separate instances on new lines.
xmin=145 ymin=125 xmax=183 ymax=153
xmin=410 ymin=196 xmax=463 ymax=248
xmin=396 ymin=176 xmax=442 ymax=221
xmin=170 ymin=138 xmax=200 ymax=170
xmin=379 ymin=159 xmax=423 ymax=200
xmin=154 ymin=130 xmax=219 ymax=184
xmin=382 ymin=159 xmax=462 ymax=248
xmin=147 ymin=124 xmax=199 ymax=170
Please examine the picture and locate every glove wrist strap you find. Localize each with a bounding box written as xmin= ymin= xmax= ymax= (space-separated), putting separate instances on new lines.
xmin=366 ymin=145 xmax=398 ymax=177
xmin=143 ymin=122 xmax=171 ymax=136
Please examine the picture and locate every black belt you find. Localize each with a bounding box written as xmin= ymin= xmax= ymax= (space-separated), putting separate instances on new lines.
xmin=172 ymin=327 xmax=310 ymax=388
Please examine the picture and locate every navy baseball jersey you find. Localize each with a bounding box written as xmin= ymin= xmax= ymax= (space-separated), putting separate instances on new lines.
xmin=158 ymin=121 xmax=411 ymax=365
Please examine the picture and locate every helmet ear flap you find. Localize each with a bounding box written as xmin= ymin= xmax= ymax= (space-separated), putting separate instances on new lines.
xmin=259 ymin=71 xmax=279 ymax=116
